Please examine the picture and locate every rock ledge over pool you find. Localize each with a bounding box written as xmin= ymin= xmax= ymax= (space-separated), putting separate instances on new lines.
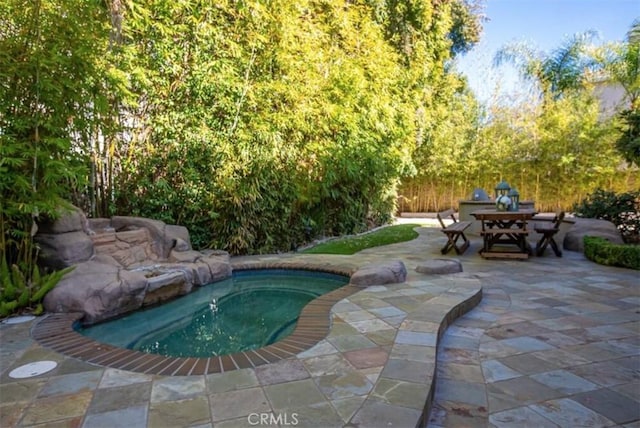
xmin=39 ymin=206 xmax=231 ymax=324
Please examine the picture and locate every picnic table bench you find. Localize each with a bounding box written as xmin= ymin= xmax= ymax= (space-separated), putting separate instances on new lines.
xmin=471 ymin=209 xmax=537 ymax=259
xmin=437 ymin=209 xmax=471 ymax=255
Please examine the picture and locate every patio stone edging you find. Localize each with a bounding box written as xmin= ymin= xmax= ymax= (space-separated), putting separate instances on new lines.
xmin=349 ymin=274 xmax=483 ymax=427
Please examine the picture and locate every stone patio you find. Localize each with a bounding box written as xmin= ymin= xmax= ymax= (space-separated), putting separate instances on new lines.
xmin=0 ymin=220 xmax=638 ymax=427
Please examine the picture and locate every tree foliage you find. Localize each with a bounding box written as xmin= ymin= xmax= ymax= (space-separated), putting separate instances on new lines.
xmin=401 ymin=25 xmax=639 ymax=213
xmin=0 ymin=0 xmax=119 ymax=315
xmin=400 ymin=87 xmax=633 ymax=213
xmin=110 ymin=0 xmax=430 ymax=253
xmin=3 ymin=0 xmax=635 ymax=279
xmin=4 ymin=0 xmax=479 ymax=261
xmin=601 ymin=19 xmax=640 ymax=106
xmin=598 ymin=19 xmax=640 ymax=166
xmin=573 ymin=189 xmax=640 ymax=244
xmin=448 ymin=0 xmax=485 ymax=56
xmin=494 ymin=30 xmax=598 ymax=98
xmin=615 ymin=108 xmax=640 ymax=166
xmin=0 ymin=0 xmax=113 ymax=262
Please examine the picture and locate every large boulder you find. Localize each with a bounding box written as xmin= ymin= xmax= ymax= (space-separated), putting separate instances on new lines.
xmin=35 ymin=231 xmax=94 ymax=270
xmin=35 ymin=206 xmax=94 ymax=269
xmin=350 ymin=260 xmax=407 ymax=287
xmin=563 ymin=218 xmax=624 ymax=252
xmin=37 ymin=205 xmax=90 ymax=234
xmin=43 ymin=255 xmax=148 ymax=324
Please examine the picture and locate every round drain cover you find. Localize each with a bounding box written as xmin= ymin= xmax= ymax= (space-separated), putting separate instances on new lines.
xmin=9 ymin=361 xmax=57 ymax=379
xmin=2 ymin=315 xmax=36 ymax=325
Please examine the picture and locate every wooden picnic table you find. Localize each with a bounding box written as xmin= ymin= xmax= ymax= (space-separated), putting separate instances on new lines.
xmin=470 ymin=209 xmax=538 ymax=259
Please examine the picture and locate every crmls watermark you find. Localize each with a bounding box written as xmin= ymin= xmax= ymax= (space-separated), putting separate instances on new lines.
xmin=248 ymin=413 xmax=299 ymax=426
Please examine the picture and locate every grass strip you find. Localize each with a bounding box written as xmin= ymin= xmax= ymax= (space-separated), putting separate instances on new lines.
xmin=302 ymin=224 xmax=420 ymax=255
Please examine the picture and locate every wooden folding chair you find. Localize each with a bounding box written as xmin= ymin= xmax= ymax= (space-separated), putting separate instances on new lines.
xmin=437 ymin=209 xmax=471 ymax=255
xmin=534 ymin=211 xmax=565 ymax=257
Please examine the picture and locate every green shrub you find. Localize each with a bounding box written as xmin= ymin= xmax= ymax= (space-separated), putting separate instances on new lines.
xmin=583 ymin=236 xmax=640 ymax=270
xmin=572 ymin=189 xmax=640 ymax=244
xmin=0 ymin=258 xmax=74 ymax=318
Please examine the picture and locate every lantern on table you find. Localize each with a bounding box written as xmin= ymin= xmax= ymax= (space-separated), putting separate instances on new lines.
xmin=494 ymin=180 xmax=511 ymax=211
xmin=495 ymin=194 xmax=511 ymax=211
xmin=507 ymin=188 xmax=520 ymax=211
xmin=494 ymin=180 xmax=511 ymax=199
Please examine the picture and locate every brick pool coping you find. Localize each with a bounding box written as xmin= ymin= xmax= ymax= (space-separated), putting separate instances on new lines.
xmin=31 ymin=262 xmax=360 ymax=377
xmin=30 ymin=259 xmax=483 ymax=426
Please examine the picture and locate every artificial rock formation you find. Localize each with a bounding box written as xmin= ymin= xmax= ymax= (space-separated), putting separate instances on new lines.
xmin=39 ymin=206 xmax=231 ymax=324
xmin=35 ymin=206 xmax=94 ymax=269
xmin=350 ymin=260 xmax=407 ymax=287
xmin=563 ymin=218 xmax=624 ymax=252
xmin=416 ymin=259 xmax=463 ymax=275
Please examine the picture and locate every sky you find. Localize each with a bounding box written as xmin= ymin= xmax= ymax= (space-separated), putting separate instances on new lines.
xmin=456 ymin=0 xmax=640 ymax=104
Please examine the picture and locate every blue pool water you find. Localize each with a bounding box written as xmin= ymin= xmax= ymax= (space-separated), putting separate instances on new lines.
xmin=77 ymin=270 xmax=348 ymax=358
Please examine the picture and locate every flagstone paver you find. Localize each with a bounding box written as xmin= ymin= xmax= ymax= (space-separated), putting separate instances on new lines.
xmin=150 ymin=396 xmax=212 ymax=426
xmin=254 ymin=359 xmax=309 ymax=385
xmin=571 ymin=388 xmax=640 ymax=425
xmin=529 ymin=398 xmax=616 ymax=427
xmin=150 ymin=376 xmax=206 ymax=402
xmin=0 ymin=218 xmax=638 ymax=427
xmin=314 ymin=371 xmax=373 ymax=400
xmin=83 ymin=405 xmax=148 ymax=428
xmin=210 ymin=387 xmax=270 ymax=421
xmin=87 ymin=382 xmax=152 ymax=414
xmin=426 ymin=222 xmax=639 ymax=428
xmin=206 ymin=367 xmax=260 ymax=393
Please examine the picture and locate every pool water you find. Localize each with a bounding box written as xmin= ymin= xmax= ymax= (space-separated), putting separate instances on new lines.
xmin=77 ymin=270 xmax=348 ymax=358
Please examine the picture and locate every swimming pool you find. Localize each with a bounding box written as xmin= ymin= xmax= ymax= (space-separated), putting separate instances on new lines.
xmin=77 ymin=269 xmax=349 ymax=358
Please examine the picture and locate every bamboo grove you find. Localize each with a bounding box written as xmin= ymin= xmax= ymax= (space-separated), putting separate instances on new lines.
xmin=1 ymin=0 xmax=637 ymax=267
